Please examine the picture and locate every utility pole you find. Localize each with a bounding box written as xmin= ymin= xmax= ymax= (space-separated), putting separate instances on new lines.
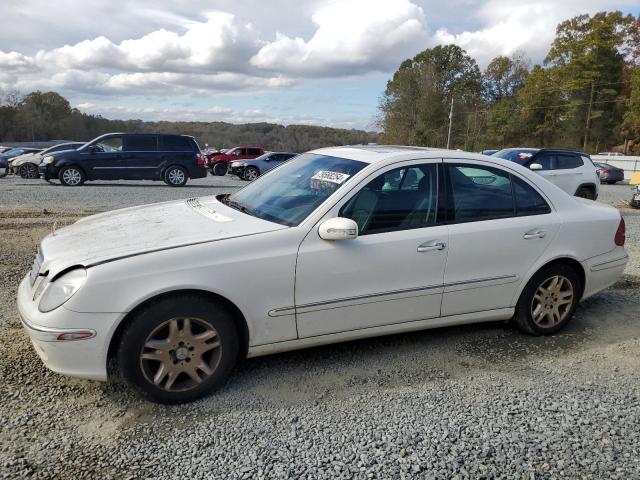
xmin=446 ymin=95 xmax=454 ymax=149
xmin=583 ymin=82 xmax=595 ymax=151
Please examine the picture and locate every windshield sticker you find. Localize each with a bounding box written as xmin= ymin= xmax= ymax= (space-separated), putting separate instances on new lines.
xmin=311 ymin=170 xmax=351 ymax=190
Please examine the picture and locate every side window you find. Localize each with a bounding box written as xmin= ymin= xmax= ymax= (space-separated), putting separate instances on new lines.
xmin=160 ymin=136 xmax=191 ymax=151
xmin=513 ymin=177 xmax=551 ymax=216
xmin=556 ymin=154 xmax=583 ymax=169
xmin=446 ymin=164 xmax=514 ymax=222
xmin=94 ymin=136 xmax=123 ymax=152
xmin=248 ymin=148 xmax=261 ymax=156
xmin=234 ymin=148 xmax=247 ymax=156
xmin=340 ymin=164 xmax=438 ymax=235
xmin=532 ymin=154 xmax=554 ymax=170
xmin=124 ymin=135 xmax=157 ymax=152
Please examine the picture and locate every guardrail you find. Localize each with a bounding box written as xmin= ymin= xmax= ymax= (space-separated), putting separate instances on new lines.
xmin=591 ymin=155 xmax=640 ymax=180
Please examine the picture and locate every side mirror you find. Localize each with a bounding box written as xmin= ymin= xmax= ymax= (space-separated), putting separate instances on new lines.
xmin=318 ymin=217 xmax=358 ymax=241
xmin=529 ymin=163 xmax=543 ymax=171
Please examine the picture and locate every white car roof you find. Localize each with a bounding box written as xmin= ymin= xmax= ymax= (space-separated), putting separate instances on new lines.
xmin=310 ymin=145 xmax=509 ymax=166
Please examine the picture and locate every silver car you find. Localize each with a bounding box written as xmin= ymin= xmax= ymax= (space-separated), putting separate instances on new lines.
xmin=230 ymin=151 xmax=297 ymax=181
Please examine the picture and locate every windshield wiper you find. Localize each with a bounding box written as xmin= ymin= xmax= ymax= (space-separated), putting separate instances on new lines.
xmin=226 ymin=199 xmax=256 ymax=217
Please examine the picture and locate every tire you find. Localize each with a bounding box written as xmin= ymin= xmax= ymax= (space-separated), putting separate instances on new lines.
xmin=20 ymin=163 xmax=39 ymax=179
xmin=575 ymin=187 xmax=595 ymax=200
xmin=212 ymin=162 xmax=228 ymax=176
xmin=59 ymin=166 xmax=85 ymax=186
xmin=164 ymin=165 xmax=188 ymax=187
xmin=513 ymin=264 xmax=581 ymax=336
xmin=243 ymin=166 xmax=259 ymax=181
xmin=117 ymin=295 xmax=239 ymax=404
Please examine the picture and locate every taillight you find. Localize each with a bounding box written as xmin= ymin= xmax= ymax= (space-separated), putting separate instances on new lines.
xmin=601 ymin=168 xmax=609 ymax=173
xmin=615 ymin=217 xmax=625 ymax=246
xmin=196 ymin=153 xmax=206 ymax=166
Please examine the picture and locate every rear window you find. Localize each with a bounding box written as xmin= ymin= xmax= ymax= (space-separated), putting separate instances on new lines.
xmin=124 ymin=135 xmax=157 ymax=151
xmin=160 ymin=136 xmax=193 ymax=151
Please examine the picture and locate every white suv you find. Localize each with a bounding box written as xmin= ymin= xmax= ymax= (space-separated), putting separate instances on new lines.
xmin=492 ymin=148 xmax=600 ymax=200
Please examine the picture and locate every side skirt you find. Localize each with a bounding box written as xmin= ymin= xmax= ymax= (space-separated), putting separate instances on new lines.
xmin=247 ymin=307 xmax=514 ymax=358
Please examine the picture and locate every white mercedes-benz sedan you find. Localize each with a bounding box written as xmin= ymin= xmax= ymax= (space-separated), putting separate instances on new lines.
xmin=18 ymin=146 xmax=628 ymax=403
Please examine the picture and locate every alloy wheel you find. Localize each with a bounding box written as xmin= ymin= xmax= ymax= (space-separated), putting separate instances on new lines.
xmin=244 ymin=168 xmax=258 ymax=181
xmin=139 ymin=317 xmax=222 ymax=392
xmin=168 ymin=168 xmax=185 ymax=185
xmin=530 ymin=275 xmax=574 ymax=328
xmin=62 ymin=168 xmax=82 ymax=186
xmin=21 ymin=163 xmax=39 ymax=179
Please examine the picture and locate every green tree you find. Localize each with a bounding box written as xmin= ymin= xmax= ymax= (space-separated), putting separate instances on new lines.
xmin=380 ymin=45 xmax=482 ymax=149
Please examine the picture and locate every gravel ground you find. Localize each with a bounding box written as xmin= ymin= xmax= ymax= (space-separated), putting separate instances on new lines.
xmin=1 ymin=176 xmax=640 ymax=479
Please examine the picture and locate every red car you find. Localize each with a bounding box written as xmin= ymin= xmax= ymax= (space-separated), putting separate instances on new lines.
xmin=208 ymin=146 xmax=264 ymax=176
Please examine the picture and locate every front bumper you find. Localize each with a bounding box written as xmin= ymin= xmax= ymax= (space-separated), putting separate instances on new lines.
xmin=38 ymin=163 xmax=56 ymax=179
xmin=17 ymin=274 xmax=122 ymax=381
xmin=229 ymin=165 xmax=245 ymax=177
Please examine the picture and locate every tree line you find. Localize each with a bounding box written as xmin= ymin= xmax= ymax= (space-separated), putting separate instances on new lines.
xmin=0 ymin=91 xmax=380 ymax=152
xmin=379 ymin=11 xmax=640 ymax=153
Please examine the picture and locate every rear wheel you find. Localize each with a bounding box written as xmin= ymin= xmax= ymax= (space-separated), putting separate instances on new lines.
xmin=575 ymin=187 xmax=595 ymax=200
xmin=243 ymin=166 xmax=259 ymax=181
xmin=212 ymin=162 xmax=228 ymax=176
xmin=20 ymin=163 xmax=39 ymax=179
xmin=59 ymin=166 xmax=85 ymax=186
xmin=164 ymin=166 xmax=188 ymax=187
xmin=117 ymin=296 xmax=239 ymax=404
xmin=513 ymin=264 xmax=581 ymax=336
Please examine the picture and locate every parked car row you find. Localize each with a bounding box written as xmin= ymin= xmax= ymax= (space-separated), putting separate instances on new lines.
xmin=0 ymin=147 xmax=43 ymax=177
xmin=1 ymin=134 xmax=208 ymax=186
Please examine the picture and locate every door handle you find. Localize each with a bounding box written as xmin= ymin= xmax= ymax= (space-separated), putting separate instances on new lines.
xmin=417 ymin=241 xmax=447 ymax=252
xmin=523 ymin=229 xmax=546 ymax=240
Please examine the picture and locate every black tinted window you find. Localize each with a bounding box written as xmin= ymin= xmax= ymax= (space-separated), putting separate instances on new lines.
xmin=532 ymin=154 xmax=554 ymax=170
xmin=340 ymin=164 xmax=438 ymax=235
xmin=513 ymin=177 xmax=551 ymax=216
xmin=556 ymin=154 xmax=583 ymax=169
xmin=447 ymin=164 xmax=514 ymax=222
xmin=247 ymin=148 xmax=262 ymax=156
xmin=124 ymin=135 xmax=157 ymax=151
xmin=160 ymin=136 xmax=192 ymax=151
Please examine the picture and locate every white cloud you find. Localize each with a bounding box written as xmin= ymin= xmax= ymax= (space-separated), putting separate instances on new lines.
xmin=36 ymin=12 xmax=259 ymax=74
xmin=0 ymin=51 xmax=39 ymax=73
xmin=431 ymin=0 xmax=640 ymax=67
xmin=250 ymin=0 xmax=427 ymax=75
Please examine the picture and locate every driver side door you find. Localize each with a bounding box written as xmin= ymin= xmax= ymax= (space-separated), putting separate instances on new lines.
xmin=294 ymin=160 xmax=449 ymax=338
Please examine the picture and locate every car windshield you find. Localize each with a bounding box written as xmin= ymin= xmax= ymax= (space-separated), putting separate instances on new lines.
xmin=225 ymin=153 xmax=367 ymax=226
xmin=493 ymin=149 xmax=539 ymax=164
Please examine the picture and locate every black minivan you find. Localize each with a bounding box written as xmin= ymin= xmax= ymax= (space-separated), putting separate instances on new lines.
xmin=39 ymin=133 xmax=208 ymax=187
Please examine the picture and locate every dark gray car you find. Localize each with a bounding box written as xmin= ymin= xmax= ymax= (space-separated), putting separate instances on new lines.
xmin=594 ymin=162 xmax=624 ymax=184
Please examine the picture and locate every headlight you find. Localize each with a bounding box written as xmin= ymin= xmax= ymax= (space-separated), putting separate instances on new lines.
xmin=38 ymin=268 xmax=87 ymax=313
xmin=42 ymin=156 xmax=55 ymax=164
xmin=230 ymin=161 xmax=240 ymax=167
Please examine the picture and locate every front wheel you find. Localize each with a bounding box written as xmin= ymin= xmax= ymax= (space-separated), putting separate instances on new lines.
xmin=164 ymin=166 xmax=188 ymax=187
xmin=117 ymin=296 xmax=239 ymax=404
xmin=20 ymin=163 xmax=40 ymax=179
xmin=243 ymin=166 xmax=259 ymax=181
xmin=513 ymin=264 xmax=581 ymax=336
xmin=59 ymin=166 xmax=85 ymax=186
xmin=212 ymin=162 xmax=228 ymax=176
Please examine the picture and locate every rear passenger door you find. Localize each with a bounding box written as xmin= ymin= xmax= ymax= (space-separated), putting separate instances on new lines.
xmin=122 ymin=135 xmax=158 ymax=179
xmin=440 ymin=161 xmax=560 ymax=316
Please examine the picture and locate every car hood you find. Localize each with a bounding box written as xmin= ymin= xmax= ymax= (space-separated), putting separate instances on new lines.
xmin=11 ymin=152 xmax=41 ymax=166
xmin=37 ymin=196 xmax=287 ymax=278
